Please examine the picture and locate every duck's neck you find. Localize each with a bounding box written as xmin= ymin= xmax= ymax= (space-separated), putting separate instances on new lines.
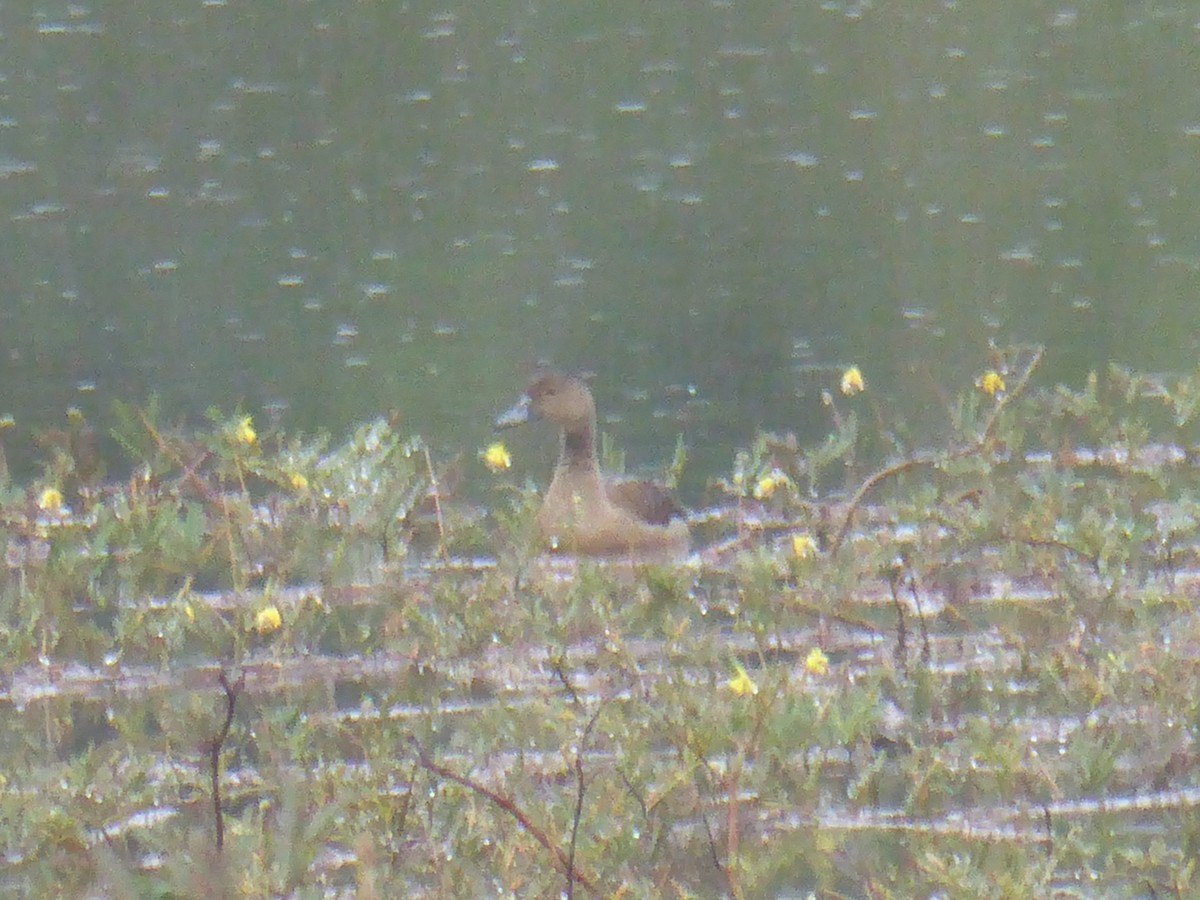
xmin=558 ymin=421 xmax=600 ymax=476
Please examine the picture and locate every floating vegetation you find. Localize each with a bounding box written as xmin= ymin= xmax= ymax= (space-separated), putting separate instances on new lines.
xmin=1 ymin=345 xmax=1199 ymax=896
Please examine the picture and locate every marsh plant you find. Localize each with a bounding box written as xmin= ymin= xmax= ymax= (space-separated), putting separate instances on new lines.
xmin=1 ymin=344 xmax=1199 ymax=897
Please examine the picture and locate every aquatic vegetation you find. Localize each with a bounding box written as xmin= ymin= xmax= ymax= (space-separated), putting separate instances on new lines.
xmin=1 ymin=346 xmax=1199 ymax=896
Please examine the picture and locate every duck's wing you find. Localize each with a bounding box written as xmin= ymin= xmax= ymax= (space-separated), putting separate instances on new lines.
xmin=604 ymin=479 xmax=685 ymax=526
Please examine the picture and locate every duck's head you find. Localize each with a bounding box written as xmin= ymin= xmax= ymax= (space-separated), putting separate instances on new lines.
xmin=496 ymin=372 xmax=596 ymax=433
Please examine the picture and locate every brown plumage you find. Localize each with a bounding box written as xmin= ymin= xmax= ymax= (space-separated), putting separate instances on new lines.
xmin=496 ymin=373 xmax=690 ymax=558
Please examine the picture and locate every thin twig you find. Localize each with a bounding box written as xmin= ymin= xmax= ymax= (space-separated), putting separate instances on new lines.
xmin=210 ymin=670 xmax=244 ymax=852
xmin=567 ymin=705 xmax=605 ymax=900
xmin=996 ymin=532 xmax=1101 ymax=575
xmin=411 ymin=738 xmax=603 ymax=897
xmin=725 ymin=756 xmax=743 ymax=900
xmin=394 ymin=756 xmax=420 ymax=839
xmin=136 ymin=407 xmax=216 ymax=500
xmin=887 ymin=566 xmax=908 ymax=675
xmin=684 ymin=740 xmax=725 ymax=873
xmin=830 ymin=346 xmax=1044 ymax=554
xmin=421 ymin=445 xmax=447 ymax=557
xmin=904 ymin=563 xmax=932 ymax=664
xmin=725 ymin=678 xmax=771 ymax=900
xmin=218 ymin=487 xmax=244 ymax=595
xmin=551 ymin=655 xmax=582 ymax=706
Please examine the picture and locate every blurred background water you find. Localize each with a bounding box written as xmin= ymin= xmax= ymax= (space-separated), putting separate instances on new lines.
xmin=2 ymin=0 xmax=1198 ymax=495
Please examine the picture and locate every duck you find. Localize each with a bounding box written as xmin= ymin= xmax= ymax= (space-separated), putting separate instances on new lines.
xmin=496 ymin=372 xmax=690 ymax=559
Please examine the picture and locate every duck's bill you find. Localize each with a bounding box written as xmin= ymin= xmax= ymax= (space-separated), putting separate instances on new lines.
xmin=495 ymin=394 xmax=532 ymax=429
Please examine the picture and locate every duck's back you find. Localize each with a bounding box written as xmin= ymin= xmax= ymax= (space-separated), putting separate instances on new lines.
xmin=604 ymin=479 xmax=685 ymax=526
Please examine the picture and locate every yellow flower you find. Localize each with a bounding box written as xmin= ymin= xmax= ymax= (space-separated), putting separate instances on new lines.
xmin=753 ymin=470 xmax=790 ymax=500
xmin=791 ymin=533 xmax=817 ymax=559
xmin=254 ymin=606 xmax=282 ymax=634
xmin=840 ymin=366 xmax=865 ymax=396
xmin=235 ymin=416 xmax=257 ymax=445
xmin=727 ymin=661 xmax=759 ymax=697
xmin=38 ymin=487 xmax=65 ymax=512
xmin=805 ymin=647 xmax=829 ymax=676
xmin=0 ymin=414 xmax=14 ymax=429
xmin=481 ymin=441 xmax=512 ymax=472
xmin=978 ymin=370 xmax=1006 ymax=397
xmin=288 ymin=471 xmax=309 ymax=491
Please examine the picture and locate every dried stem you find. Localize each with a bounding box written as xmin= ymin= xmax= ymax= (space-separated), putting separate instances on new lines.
xmin=411 ymin=738 xmax=604 ymax=898
xmin=209 ymin=670 xmax=244 ymax=852
xmin=567 ymin=706 xmax=604 ymax=900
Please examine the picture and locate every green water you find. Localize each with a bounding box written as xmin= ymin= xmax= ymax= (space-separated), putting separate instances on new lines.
xmin=2 ymin=0 xmax=1198 ymax=489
